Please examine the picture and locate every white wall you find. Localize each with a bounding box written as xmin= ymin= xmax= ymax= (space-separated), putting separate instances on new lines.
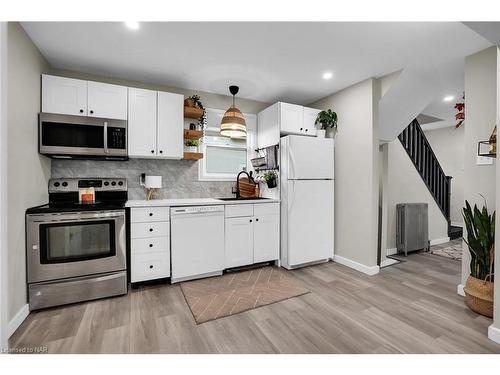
xmin=424 ymin=126 xmax=465 ymax=226
xmin=493 ymin=45 xmax=500 ymax=344
xmin=386 ymin=140 xmax=449 ymax=250
xmin=7 ymin=22 xmax=51 ymax=324
xmin=310 ymin=79 xmax=380 ymax=274
xmin=461 ymin=46 xmax=498 ymax=290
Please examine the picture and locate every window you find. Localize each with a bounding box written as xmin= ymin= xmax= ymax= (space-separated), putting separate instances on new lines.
xmin=199 ymin=108 xmax=256 ymax=181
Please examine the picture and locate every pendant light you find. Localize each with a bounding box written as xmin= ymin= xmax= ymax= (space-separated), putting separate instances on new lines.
xmin=220 ymin=85 xmax=246 ymax=138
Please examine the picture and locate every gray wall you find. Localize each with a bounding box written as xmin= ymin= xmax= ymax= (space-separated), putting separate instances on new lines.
xmin=52 ymin=159 xmax=233 ymax=200
xmin=310 ymin=78 xmax=380 ymax=270
xmin=424 ymin=125 xmax=465 ymax=226
xmin=7 ymin=22 xmax=51 ymax=320
xmin=462 ymin=47 xmax=498 ymax=289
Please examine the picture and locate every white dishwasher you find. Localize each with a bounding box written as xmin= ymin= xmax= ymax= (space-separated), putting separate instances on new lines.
xmin=170 ymin=205 xmax=225 ymax=283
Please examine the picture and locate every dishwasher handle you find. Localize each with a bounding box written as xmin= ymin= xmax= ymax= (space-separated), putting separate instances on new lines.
xmin=170 ymin=205 xmax=225 ymax=216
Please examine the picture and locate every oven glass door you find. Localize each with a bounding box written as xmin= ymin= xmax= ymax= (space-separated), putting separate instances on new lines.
xmin=39 ymin=220 xmax=116 ymax=264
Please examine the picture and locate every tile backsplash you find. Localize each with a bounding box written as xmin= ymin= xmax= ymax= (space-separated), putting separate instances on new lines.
xmin=51 ymin=159 xmax=235 ymax=200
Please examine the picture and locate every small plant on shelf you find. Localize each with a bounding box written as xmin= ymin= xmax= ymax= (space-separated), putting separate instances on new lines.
xmin=263 ymin=170 xmax=278 ymax=189
xmin=315 ymin=109 xmax=338 ymax=138
xmin=184 ymin=139 xmax=199 ymax=153
xmin=185 ymin=94 xmax=207 ymax=130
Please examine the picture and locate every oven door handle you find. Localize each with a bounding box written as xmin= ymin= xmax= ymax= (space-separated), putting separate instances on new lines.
xmin=103 ymin=121 xmax=108 ymax=154
xmin=30 ymin=212 xmax=125 ymax=223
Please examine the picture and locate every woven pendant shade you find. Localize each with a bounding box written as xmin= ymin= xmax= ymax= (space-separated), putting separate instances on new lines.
xmin=220 ymin=85 xmax=246 ymax=138
xmin=220 ymin=106 xmax=246 ymax=138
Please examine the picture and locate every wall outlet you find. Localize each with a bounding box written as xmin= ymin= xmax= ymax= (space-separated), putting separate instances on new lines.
xmin=476 ymin=155 xmax=494 ymax=165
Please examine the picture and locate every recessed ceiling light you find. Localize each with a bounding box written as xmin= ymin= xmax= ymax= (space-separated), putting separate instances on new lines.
xmin=124 ymin=21 xmax=140 ymax=30
xmin=443 ymin=95 xmax=454 ymax=102
xmin=322 ymin=72 xmax=333 ymax=80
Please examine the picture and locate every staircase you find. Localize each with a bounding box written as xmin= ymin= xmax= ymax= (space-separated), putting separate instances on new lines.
xmin=398 ymin=119 xmax=462 ymax=240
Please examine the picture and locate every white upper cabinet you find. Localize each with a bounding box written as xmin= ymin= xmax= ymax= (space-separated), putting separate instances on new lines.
xmin=257 ymin=102 xmax=319 ymax=148
xmin=302 ymin=107 xmax=320 ymax=137
xmin=157 ymin=91 xmax=184 ymax=159
xmin=42 ymin=75 xmax=127 ymax=120
xmin=42 ymin=74 xmax=88 ymax=116
xmin=128 ymin=88 xmax=158 ymax=158
xmin=87 ymin=81 xmax=128 ymax=120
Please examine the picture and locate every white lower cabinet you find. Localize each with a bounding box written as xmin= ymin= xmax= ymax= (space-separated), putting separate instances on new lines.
xmin=130 ymin=207 xmax=171 ymax=283
xmin=224 ymin=203 xmax=280 ymax=268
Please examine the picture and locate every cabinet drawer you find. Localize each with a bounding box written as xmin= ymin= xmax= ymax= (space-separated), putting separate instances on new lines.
xmin=131 ymin=252 xmax=170 ymax=283
xmin=254 ymin=202 xmax=279 ymax=216
xmin=225 ymin=204 xmax=254 ymax=218
xmin=131 ymin=236 xmax=169 ymax=256
xmin=131 ymin=222 xmax=169 ymax=238
xmin=131 ymin=207 xmax=169 ymax=223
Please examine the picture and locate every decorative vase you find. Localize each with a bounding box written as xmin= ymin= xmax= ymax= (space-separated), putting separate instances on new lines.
xmin=266 ymin=177 xmax=277 ymax=189
xmin=464 ymin=275 xmax=494 ymax=317
xmin=184 ymin=98 xmax=196 ymax=107
xmin=316 ymin=129 xmax=326 ymax=138
xmin=185 ymin=146 xmax=198 ymax=153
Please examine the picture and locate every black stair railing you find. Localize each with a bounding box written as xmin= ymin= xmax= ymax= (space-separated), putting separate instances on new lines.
xmin=398 ymin=119 xmax=452 ymax=230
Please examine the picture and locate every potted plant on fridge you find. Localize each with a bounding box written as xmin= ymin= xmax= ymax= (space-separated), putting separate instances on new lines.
xmin=315 ymin=109 xmax=338 ymax=138
xmin=462 ymin=199 xmax=495 ymax=317
xmin=184 ymin=139 xmax=199 ymax=153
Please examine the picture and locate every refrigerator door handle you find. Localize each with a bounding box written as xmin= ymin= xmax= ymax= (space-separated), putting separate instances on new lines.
xmin=289 ymin=180 xmax=296 ymax=211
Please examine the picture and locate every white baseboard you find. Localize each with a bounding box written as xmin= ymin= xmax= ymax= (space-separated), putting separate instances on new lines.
xmin=457 ymin=283 xmax=465 ymax=297
xmin=7 ymin=304 xmax=29 ymax=339
xmin=380 ymin=258 xmax=399 ymax=268
xmin=333 ymin=255 xmax=380 ymax=276
xmin=488 ymin=324 xmax=500 ymax=344
xmin=386 ymin=248 xmax=397 ymax=256
xmin=430 ymin=237 xmax=450 ymax=246
xmin=451 ymin=222 xmax=463 ymax=228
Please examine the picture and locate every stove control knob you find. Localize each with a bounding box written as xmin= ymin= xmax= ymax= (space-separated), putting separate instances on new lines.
xmin=111 ymin=181 xmax=116 ymax=186
xmin=118 ymin=181 xmax=123 ymax=186
xmin=62 ymin=182 xmax=68 ymax=187
xmin=54 ymin=182 xmax=60 ymax=187
xmin=104 ymin=181 xmax=109 ymax=186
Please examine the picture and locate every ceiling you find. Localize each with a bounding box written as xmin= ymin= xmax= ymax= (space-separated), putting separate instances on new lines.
xmin=22 ymin=22 xmax=492 ymax=113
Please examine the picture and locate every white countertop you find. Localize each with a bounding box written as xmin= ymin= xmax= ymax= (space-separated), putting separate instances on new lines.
xmin=125 ymin=197 xmax=280 ymax=208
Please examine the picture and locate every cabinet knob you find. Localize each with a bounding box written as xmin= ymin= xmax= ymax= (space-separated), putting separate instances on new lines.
xmin=90 ymin=110 xmax=94 ymax=114
xmin=149 ymin=265 xmax=153 ymax=269
xmin=159 ymin=150 xmax=163 ymax=154
xmin=249 ymin=219 xmax=253 ymax=222
xmin=151 ymin=150 xmax=155 ymax=154
xmin=256 ymin=218 xmax=259 ymax=222
xmin=149 ymin=228 xmax=153 ymax=232
xmin=149 ymin=213 xmax=153 ymax=216
xmin=79 ymin=109 xmax=84 ymax=113
xmin=300 ymin=127 xmax=303 ymax=131
xmin=149 ymin=244 xmax=153 ymax=248
xmin=305 ymin=129 xmax=308 ymax=132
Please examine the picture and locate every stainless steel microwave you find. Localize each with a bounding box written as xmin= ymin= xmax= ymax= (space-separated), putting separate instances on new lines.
xmin=39 ymin=113 xmax=128 ymax=160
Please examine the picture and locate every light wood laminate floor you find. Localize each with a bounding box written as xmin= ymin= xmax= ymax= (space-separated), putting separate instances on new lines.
xmin=9 ymin=253 xmax=500 ymax=353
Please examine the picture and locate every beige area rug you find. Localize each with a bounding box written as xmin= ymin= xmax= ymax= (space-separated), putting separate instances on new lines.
xmin=180 ymin=266 xmax=310 ymax=324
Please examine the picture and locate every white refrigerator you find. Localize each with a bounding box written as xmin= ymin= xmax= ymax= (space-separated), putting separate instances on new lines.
xmin=280 ymin=135 xmax=334 ymax=269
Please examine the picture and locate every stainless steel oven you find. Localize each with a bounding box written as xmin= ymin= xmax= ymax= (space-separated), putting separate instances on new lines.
xmin=26 ymin=178 xmax=128 ymax=310
xmin=39 ymin=113 xmax=128 ymax=160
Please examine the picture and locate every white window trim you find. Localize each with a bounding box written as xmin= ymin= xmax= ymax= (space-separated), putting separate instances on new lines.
xmin=198 ymin=109 xmax=256 ymax=182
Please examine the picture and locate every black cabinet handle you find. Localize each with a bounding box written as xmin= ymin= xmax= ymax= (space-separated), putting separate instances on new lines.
xmin=151 ymin=150 xmax=154 ymax=154
xmin=149 ymin=228 xmax=153 ymax=232
xmin=305 ymin=129 xmax=308 ymax=132
xmin=90 ymin=110 xmax=94 ymax=114
xmin=249 ymin=219 xmax=253 ymax=222
xmin=79 ymin=109 xmax=84 ymax=113
xmin=149 ymin=213 xmax=153 ymax=216
xmin=256 ymin=218 xmax=259 ymax=222
xmin=300 ymin=127 xmax=303 ymax=131
xmin=159 ymin=150 xmax=163 ymax=154
xmin=149 ymin=265 xmax=153 ymax=269
xmin=149 ymin=244 xmax=153 ymax=248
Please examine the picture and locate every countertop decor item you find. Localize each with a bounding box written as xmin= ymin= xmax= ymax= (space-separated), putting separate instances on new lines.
xmin=315 ymin=108 xmax=338 ymax=138
xmin=144 ymin=175 xmax=162 ymax=200
xmin=220 ymin=85 xmax=246 ymax=138
xmin=462 ymin=199 xmax=495 ymax=317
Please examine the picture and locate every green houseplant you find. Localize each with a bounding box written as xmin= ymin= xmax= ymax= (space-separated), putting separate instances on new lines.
xmin=315 ymin=109 xmax=338 ymax=138
xmin=263 ymin=170 xmax=278 ymax=189
xmin=184 ymin=139 xmax=199 ymax=153
xmin=462 ymin=199 xmax=495 ymax=317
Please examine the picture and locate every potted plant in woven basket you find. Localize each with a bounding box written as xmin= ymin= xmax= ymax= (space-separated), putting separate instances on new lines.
xmin=315 ymin=109 xmax=338 ymax=138
xmin=462 ymin=199 xmax=495 ymax=317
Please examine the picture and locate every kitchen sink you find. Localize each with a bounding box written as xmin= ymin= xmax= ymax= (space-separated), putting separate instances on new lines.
xmin=217 ymin=197 xmax=271 ymax=201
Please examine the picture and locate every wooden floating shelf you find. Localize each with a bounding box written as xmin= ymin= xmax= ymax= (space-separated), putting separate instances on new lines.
xmin=183 ymin=129 xmax=203 ymax=140
xmin=183 ymin=152 xmax=204 ymax=160
xmin=184 ymin=106 xmax=204 ymax=120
